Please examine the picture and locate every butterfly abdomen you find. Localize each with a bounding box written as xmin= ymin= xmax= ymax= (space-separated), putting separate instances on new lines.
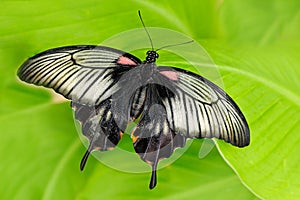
xmin=130 ymin=86 xmax=147 ymax=119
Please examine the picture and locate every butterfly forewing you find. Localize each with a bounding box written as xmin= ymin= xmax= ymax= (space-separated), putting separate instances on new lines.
xmin=157 ymin=67 xmax=250 ymax=147
xmin=18 ymin=45 xmax=141 ymax=106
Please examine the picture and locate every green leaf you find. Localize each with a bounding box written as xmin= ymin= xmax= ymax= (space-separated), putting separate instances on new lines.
xmin=1 ymin=0 xmax=255 ymax=199
xmin=0 ymin=101 xmax=254 ymax=199
xmin=219 ymin=0 xmax=300 ymax=44
xmin=211 ymin=1 xmax=300 ymax=199
xmin=2 ymin=62 xmax=255 ymax=199
xmin=210 ymin=43 xmax=300 ymax=199
xmin=2 ymin=0 xmax=299 ymax=199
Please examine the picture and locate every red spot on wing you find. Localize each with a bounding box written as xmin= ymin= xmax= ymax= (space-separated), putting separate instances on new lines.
xmin=117 ymin=56 xmax=137 ymax=66
xmin=159 ymin=71 xmax=179 ymax=81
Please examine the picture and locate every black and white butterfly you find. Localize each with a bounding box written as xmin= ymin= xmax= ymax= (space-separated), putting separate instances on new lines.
xmin=17 ymin=11 xmax=250 ymax=189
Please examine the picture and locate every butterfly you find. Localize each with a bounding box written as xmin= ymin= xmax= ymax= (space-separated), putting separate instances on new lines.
xmin=17 ymin=11 xmax=250 ymax=189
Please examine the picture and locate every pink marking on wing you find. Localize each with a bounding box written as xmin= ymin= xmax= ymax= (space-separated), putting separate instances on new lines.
xmin=159 ymin=71 xmax=179 ymax=81
xmin=117 ymin=56 xmax=137 ymax=66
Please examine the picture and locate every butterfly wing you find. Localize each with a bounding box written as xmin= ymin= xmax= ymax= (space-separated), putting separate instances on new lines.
xmin=130 ymin=66 xmax=249 ymax=189
xmin=18 ymin=45 xmax=141 ymax=106
xmin=156 ymin=66 xmax=250 ymax=147
xmin=18 ymin=45 xmax=142 ymax=169
xmin=131 ymin=84 xmax=187 ymax=189
xmin=71 ymin=100 xmax=123 ymax=170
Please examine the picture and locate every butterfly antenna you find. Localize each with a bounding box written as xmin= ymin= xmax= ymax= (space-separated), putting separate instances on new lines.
xmin=138 ymin=10 xmax=154 ymax=50
xmin=156 ymin=40 xmax=194 ymax=51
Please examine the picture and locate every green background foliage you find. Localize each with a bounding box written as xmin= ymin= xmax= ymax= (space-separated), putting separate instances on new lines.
xmin=1 ymin=0 xmax=299 ymax=199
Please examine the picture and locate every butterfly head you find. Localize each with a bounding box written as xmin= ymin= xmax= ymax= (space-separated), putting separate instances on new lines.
xmin=145 ymin=50 xmax=159 ymax=63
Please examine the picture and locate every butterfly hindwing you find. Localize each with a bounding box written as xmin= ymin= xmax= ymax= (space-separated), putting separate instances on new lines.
xmin=131 ymin=84 xmax=186 ymax=189
xmin=71 ymin=100 xmax=123 ymax=170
